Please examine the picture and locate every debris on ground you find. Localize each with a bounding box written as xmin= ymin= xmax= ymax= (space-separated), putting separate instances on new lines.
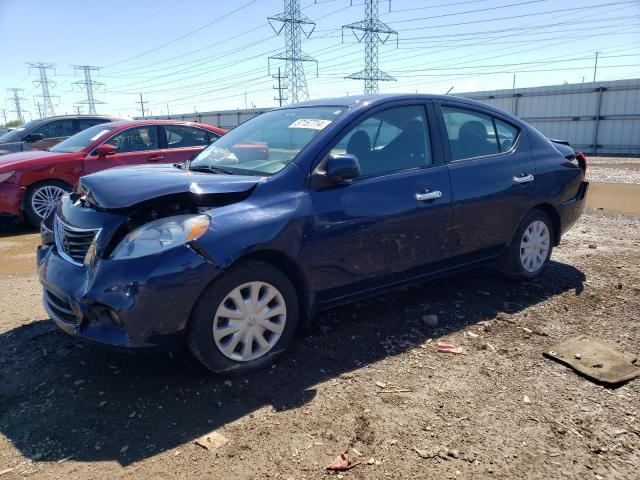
xmin=544 ymin=335 xmax=640 ymax=384
xmin=195 ymin=431 xmax=229 ymax=452
xmin=327 ymin=452 xmax=353 ymax=471
xmin=436 ymin=342 xmax=466 ymax=354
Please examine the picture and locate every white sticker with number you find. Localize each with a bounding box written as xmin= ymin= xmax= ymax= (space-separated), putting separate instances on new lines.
xmin=90 ymin=129 xmax=111 ymax=141
xmin=288 ymin=119 xmax=332 ymax=130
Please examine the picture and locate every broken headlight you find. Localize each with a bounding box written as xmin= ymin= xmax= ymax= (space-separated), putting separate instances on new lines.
xmin=110 ymin=214 xmax=210 ymax=260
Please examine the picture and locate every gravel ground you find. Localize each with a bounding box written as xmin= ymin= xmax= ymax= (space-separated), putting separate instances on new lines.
xmin=586 ymin=157 xmax=640 ymax=185
xmin=0 ymin=211 xmax=638 ymax=479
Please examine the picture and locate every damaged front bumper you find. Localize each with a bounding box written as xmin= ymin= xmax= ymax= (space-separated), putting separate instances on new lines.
xmin=37 ymin=239 xmax=223 ymax=351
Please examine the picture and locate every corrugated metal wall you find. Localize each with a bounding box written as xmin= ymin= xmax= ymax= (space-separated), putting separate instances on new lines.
xmin=142 ymin=78 xmax=640 ymax=156
xmin=461 ymin=78 xmax=640 ymax=156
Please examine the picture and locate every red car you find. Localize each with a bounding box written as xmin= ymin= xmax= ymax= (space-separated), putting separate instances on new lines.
xmin=0 ymin=120 xmax=226 ymax=225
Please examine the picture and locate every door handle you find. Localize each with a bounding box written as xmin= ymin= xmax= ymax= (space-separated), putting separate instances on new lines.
xmin=415 ymin=190 xmax=443 ymax=201
xmin=147 ymin=155 xmax=164 ymax=162
xmin=513 ymin=173 xmax=534 ymax=184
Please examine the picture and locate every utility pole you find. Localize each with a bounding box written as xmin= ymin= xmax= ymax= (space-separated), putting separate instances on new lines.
xmin=593 ymin=51 xmax=600 ymax=83
xmin=343 ymin=0 xmax=398 ymax=94
xmin=268 ymin=0 xmax=317 ymax=104
xmin=244 ymin=91 xmax=248 ymax=110
xmin=1 ymin=109 xmax=7 ymax=126
xmin=73 ymin=105 xmax=82 ymax=115
xmin=272 ymin=66 xmax=287 ymax=107
xmin=166 ymin=102 xmax=170 ymax=117
xmin=27 ymin=62 xmax=58 ymax=117
xmin=72 ymin=65 xmax=105 ymax=114
xmin=136 ymin=93 xmax=148 ymax=118
xmin=37 ymin=102 xmax=43 ymax=118
xmin=6 ymin=88 xmax=27 ymax=123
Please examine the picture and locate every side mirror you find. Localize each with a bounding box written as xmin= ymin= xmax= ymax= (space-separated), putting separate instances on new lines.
xmin=312 ymin=153 xmax=361 ymax=188
xmin=325 ymin=153 xmax=360 ymax=182
xmin=94 ymin=144 xmax=117 ymax=157
xmin=24 ymin=133 xmax=44 ymax=143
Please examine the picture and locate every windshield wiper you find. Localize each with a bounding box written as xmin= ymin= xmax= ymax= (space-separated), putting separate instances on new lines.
xmin=188 ymin=164 xmax=234 ymax=175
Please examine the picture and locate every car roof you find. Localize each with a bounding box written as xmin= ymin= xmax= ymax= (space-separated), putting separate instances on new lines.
xmin=35 ymin=114 xmax=122 ymax=122
xmin=96 ymin=119 xmax=226 ymax=132
xmin=285 ymin=93 xmax=524 ymax=125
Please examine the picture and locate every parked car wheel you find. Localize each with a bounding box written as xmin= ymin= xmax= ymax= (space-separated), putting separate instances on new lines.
xmin=187 ymin=260 xmax=299 ymax=375
xmin=24 ymin=180 xmax=71 ymax=226
xmin=498 ymin=209 xmax=554 ymax=280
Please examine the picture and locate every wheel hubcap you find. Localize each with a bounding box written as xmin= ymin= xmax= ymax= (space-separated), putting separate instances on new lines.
xmin=31 ymin=185 xmax=66 ymax=219
xmin=212 ymin=281 xmax=286 ymax=362
xmin=520 ymin=220 xmax=550 ymax=273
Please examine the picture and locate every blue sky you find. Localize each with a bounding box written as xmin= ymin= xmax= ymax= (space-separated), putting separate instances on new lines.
xmin=1 ymin=0 xmax=639 ymax=120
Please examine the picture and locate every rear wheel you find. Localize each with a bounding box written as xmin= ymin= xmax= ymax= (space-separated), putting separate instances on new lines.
xmin=187 ymin=260 xmax=299 ymax=375
xmin=498 ymin=209 xmax=554 ymax=280
xmin=24 ymin=180 xmax=70 ymax=226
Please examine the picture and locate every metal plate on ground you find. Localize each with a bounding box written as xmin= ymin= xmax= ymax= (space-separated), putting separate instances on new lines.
xmin=544 ymin=335 xmax=640 ymax=384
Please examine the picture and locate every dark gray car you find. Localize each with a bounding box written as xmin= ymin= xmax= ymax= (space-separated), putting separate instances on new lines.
xmin=0 ymin=115 xmax=120 ymax=155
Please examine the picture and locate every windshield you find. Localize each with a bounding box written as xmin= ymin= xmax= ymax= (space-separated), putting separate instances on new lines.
xmin=190 ymin=106 xmax=345 ymax=175
xmin=49 ymin=124 xmax=116 ymax=153
xmin=0 ymin=120 xmax=41 ymax=143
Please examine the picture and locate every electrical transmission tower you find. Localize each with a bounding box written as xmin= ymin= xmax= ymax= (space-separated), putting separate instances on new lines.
xmin=72 ymin=65 xmax=105 ymax=114
xmin=27 ymin=62 xmax=58 ymax=117
xmin=343 ymin=0 xmax=398 ymax=95
xmin=268 ymin=0 xmax=317 ymax=104
xmin=6 ymin=88 xmax=27 ymax=123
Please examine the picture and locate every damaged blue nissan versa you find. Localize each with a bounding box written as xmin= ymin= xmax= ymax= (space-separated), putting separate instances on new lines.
xmin=37 ymin=94 xmax=588 ymax=375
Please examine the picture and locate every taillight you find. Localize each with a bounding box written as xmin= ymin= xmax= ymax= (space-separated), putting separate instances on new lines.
xmin=575 ymin=152 xmax=587 ymax=175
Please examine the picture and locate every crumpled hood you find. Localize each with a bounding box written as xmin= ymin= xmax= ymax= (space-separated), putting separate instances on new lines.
xmin=78 ymin=163 xmax=263 ymax=209
xmin=0 ymin=150 xmax=69 ymax=171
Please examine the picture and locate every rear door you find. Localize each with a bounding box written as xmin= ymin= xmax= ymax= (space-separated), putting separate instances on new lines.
xmin=305 ymin=102 xmax=452 ymax=302
xmin=83 ymin=125 xmax=161 ymax=175
xmin=158 ymin=124 xmax=219 ymax=164
xmin=435 ymin=101 xmax=535 ymax=257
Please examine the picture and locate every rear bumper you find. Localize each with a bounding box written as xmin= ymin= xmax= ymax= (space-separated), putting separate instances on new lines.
xmin=37 ymin=242 xmax=223 ymax=351
xmin=0 ymin=182 xmax=25 ymax=217
xmin=558 ymin=180 xmax=589 ymax=237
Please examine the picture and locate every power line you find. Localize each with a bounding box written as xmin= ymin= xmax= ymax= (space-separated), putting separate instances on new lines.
xmin=27 ymin=62 xmax=58 ymax=117
xmin=72 ymin=65 xmax=106 ymax=114
xmin=343 ymin=0 xmax=398 ymax=94
xmin=268 ymin=0 xmax=317 ymax=103
xmin=6 ymin=88 xmax=27 ymax=123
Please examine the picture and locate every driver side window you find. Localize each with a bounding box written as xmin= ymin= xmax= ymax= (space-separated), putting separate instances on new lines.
xmin=107 ymin=126 xmax=159 ymax=153
xmin=329 ymin=105 xmax=431 ymax=177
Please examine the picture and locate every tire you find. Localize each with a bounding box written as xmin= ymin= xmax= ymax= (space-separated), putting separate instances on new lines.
xmin=187 ymin=260 xmax=299 ymax=375
xmin=24 ymin=180 xmax=71 ymax=227
xmin=498 ymin=209 xmax=554 ymax=280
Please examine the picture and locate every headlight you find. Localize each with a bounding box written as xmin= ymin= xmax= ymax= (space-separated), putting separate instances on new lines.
xmin=0 ymin=171 xmax=15 ymax=183
xmin=110 ymin=214 xmax=210 ymax=260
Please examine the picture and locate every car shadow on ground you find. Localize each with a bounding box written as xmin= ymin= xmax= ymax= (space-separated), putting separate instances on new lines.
xmin=0 ymin=261 xmax=585 ymax=466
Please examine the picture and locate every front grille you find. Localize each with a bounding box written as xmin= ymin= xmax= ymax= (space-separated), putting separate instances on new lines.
xmin=44 ymin=289 xmax=79 ymax=325
xmin=55 ymin=217 xmax=100 ymax=266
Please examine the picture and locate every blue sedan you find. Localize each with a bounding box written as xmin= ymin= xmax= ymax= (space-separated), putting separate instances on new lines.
xmin=37 ymin=94 xmax=588 ymax=374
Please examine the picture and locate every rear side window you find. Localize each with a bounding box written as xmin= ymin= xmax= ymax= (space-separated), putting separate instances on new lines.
xmin=495 ymin=118 xmax=519 ymax=151
xmin=164 ymin=125 xmax=210 ymax=148
xmin=442 ymin=106 xmax=521 ymax=161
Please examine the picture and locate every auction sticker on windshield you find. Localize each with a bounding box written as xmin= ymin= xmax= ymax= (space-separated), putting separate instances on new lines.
xmin=288 ymin=119 xmax=332 ymax=130
xmin=90 ymin=129 xmax=111 ymax=141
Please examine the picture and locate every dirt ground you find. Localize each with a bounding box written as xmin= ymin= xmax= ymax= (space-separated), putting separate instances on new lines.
xmin=0 ymin=209 xmax=639 ymax=480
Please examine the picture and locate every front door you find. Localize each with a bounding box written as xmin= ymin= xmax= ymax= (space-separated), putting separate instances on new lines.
xmin=437 ymin=103 xmax=536 ymax=256
xmin=304 ymin=104 xmax=452 ymax=303
xmin=83 ymin=125 xmax=162 ymax=175
xmin=158 ymin=124 xmax=218 ymax=165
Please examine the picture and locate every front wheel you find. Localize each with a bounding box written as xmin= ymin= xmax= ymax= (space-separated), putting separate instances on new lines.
xmin=498 ymin=210 xmax=554 ymax=280
xmin=187 ymin=260 xmax=299 ymax=375
xmin=24 ymin=180 xmax=71 ymax=226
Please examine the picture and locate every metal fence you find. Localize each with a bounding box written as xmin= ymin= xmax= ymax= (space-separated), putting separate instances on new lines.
xmin=461 ymin=78 xmax=640 ymax=156
xmin=142 ymin=78 xmax=640 ymax=156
